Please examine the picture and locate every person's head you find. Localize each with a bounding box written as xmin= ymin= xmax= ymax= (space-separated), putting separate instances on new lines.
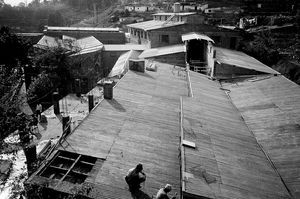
xmin=164 ymin=184 xmax=172 ymax=193
xmin=136 ymin=163 xmax=143 ymax=172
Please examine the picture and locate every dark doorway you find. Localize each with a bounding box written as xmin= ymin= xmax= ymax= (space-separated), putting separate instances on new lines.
xmin=186 ymin=39 xmax=208 ymax=73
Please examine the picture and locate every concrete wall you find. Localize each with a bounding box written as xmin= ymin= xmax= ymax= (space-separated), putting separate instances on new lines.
xmin=45 ymin=31 xmax=126 ymax=44
xmin=102 ymin=51 xmax=126 ymax=77
xmin=102 ymin=50 xmax=144 ymax=76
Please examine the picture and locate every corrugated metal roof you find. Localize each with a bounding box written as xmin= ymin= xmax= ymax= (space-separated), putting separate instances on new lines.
xmin=127 ymin=20 xmax=185 ymax=31
xmin=16 ymin=33 xmax=44 ymax=37
xmin=108 ymin=50 xmax=141 ymax=77
xmin=182 ymin=71 xmax=292 ymax=199
xmin=181 ymin=32 xmax=215 ymax=43
xmin=45 ymin=26 xmax=120 ymax=32
xmin=215 ymin=47 xmax=280 ymax=75
xmin=35 ymin=35 xmax=103 ymax=55
xmin=222 ymin=75 xmax=300 ymax=198
xmin=76 ymin=36 xmax=103 ymax=49
xmin=34 ymin=35 xmax=63 ymax=49
xmin=153 ymin=12 xmax=196 ymax=16
xmin=139 ymin=44 xmax=185 ymax=58
xmin=103 ymin=44 xmax=148 ymax=51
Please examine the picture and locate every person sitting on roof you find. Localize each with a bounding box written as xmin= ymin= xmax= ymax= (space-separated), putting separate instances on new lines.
xmin=125 ymin=163 xmax=146 ymax=191
xmin=155 ymin=184 xmax=177 ymax=199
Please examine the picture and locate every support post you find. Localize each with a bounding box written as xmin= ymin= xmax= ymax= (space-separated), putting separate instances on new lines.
xmin=52 ymin=92 xmax=60 ymax=114
xmin=88 ymin=95 xmax=94 ymax=112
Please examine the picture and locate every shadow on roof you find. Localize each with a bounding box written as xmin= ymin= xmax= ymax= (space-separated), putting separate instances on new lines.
xmin=106 ymin=99 xmax=127 ymax=112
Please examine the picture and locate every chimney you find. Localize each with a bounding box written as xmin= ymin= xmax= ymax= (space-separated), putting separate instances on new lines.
xmin=88 ymin=95 xmax=94 ymax=112
xmin=62 ymin=115 xmax=71 ymax=136
xmin=174 ymin=2 xmax=180 ymax=13
xmin=104 ymin=81 xmax=113 ymax=99
xmin=52 ymin=92 xmax=60 ymax=114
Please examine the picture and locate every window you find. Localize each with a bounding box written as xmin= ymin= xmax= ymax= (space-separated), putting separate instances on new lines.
xmin=161 ymin=35 xmax=169 ymax=43
xmin=39 ymin=150 xmax=103 ymax=184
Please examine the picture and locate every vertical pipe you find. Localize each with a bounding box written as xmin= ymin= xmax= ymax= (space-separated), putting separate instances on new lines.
xmin=104 ymin=81 xmax=113 ymax=99
xmin=52 ymin=92 xmax=60 ymax=114
xmin=62 ymin=116 xmax=71 ymax=136
xmin=88 ymin=95 xmax=94 ymax=112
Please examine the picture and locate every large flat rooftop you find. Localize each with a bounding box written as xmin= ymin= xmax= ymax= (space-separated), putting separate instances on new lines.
xmin=27 ymin=62 xmax=298 ymax=199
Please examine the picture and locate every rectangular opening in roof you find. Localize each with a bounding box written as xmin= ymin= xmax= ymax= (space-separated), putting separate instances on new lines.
xmin=39 ymin=150 xmax=103 ymax=185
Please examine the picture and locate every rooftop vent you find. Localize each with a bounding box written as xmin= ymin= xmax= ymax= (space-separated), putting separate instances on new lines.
xmin=104 ymin=80 xmax=113 ymax=100
xmin=129 ymin=59 xmax=145 ymax=73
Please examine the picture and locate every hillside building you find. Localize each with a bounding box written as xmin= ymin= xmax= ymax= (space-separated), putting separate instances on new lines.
xmin=43 ymin=26 xmax=126 ymax=44
xmin=127 ymin=11 xmax=241 ymax=49
xmin=124 ymin=4 xmax=155 ymax=12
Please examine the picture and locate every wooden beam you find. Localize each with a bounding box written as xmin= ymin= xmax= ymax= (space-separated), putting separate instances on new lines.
xmin=56 ymin=154 xmax=81 ymax=187
xmin=180 ymin=97 xmax=186 ymax=196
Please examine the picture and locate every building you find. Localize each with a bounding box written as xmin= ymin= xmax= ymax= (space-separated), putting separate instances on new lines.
xmin=25 ymin=36 xmax=300 ymax=199
xmin=102 ymin=44 xmax=147 ymax=76
xmin=172 ymin=2 xmax=208 ymax=12
xmin=43 ymin=26 xmax=126 ymax=44
xmin=124 ymin=4 xmax=155 ymax=12
xmin=25 ymin=30 xmax=300 ymax=198
xmin=34 ymin=35 xmax=104 ymax=93
xmin=137 ymin=32 xmax=279 ymax=78
xmin=244 ymin=0 xmax=297 ymax=15
xmin=127 ymin=11 xmax=241 ymax=49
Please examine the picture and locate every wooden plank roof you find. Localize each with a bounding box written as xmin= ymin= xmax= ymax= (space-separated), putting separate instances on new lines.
xmin=26 ymin=60 xmax=299 ymax=199
xmin=181 ymin=71 xmax=291 ymax=199
xmin=56 ymin=63 xmax=189 ymax=198
xmin=221 ymin=75 xmax=300 ymax=198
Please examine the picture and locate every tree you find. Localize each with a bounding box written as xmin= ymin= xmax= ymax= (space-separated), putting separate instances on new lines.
xmin=0 ymin=27 xmax=46 ymax=199
xmin=238 ymin=31 xmax=282 ymax=66
xmin=0 ymin=27 xmax=31 ymax=75
xmin=48 ymin=10 xmax=65 ymax=26
xmin=0 ymin=27 xmax=32 ymax=141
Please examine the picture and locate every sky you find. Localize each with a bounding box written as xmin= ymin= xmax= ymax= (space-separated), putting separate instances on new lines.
xmin=4 ymin=0 xmax=33 ymax=6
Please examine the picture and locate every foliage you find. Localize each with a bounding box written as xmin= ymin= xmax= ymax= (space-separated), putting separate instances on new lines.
xmin=238 ymin=31 xmax=282 ymax=66
xmin=0 ymin=27 xmax=32 ymax=143
xmin=0 ymin=27 xmax=31 ymax=74
xmin=34 ymin=46 xmax=72 ymax=85
xmin=27 ymin=72 xmax=54 ymax=103
xmin=48 ymin=10 xmax=65 ymax=26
